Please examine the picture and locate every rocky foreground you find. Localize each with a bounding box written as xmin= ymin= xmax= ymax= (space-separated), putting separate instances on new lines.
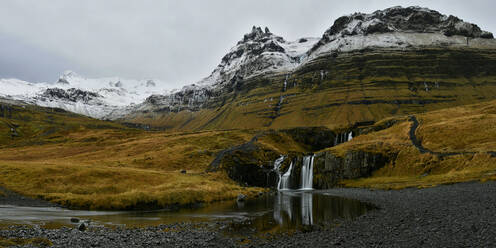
xmin=2 ymin=181 xmax=496 ymax=247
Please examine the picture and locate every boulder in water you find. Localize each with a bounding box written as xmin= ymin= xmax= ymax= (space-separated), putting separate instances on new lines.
xmin=78 ymin=222 xmax=87 ymax=231
xmin=237 ymin=194 xmax=246 ymax=202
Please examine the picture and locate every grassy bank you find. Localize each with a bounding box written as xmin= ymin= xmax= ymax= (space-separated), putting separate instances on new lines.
xmin=329 ymin=100 xmax=496 ymax=189
xmin=0 ymin=104 xmax=265 ymax=209
xmin=0 ymin=161 xmax=262 ymax=210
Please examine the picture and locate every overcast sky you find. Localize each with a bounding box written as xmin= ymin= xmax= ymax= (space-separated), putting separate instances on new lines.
xmin=0 ymin=0 xmax=494 ymax=88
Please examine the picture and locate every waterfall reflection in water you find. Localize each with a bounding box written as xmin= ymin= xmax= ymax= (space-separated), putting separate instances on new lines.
xmin=0 ymin=192 xmax=373 ymax=235
xmin=271 ymin=191 xmax=371 ymax=230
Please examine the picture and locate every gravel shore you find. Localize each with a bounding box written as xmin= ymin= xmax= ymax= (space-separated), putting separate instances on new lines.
xmin=1 ymin=181 xmax=496 ymax=247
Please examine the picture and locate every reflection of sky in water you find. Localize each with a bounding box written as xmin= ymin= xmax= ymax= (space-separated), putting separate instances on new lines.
xmin=0 ymin=191 xmax=373 ymax=232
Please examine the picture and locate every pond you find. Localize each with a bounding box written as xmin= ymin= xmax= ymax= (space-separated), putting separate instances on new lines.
xmin=0 ymin=190 xmax=374 ymax=235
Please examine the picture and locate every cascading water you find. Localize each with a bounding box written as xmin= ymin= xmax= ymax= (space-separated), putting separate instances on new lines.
xmin=278 ymin=162 xmax=293 ymax=190
xmin=334 ymin=131 xmax=353 ymax=146
xmin=273 ymin=155 xmax=285 ymax=189
xmin=300 ymin=155 xmax=314 ymax=190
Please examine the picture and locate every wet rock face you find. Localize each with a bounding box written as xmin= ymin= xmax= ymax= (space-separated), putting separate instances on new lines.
xmin=207 ymin=138 xmax=279 ymax=187
xmin=41 ymin=88 xmax=100 ymax=103
xmin=323 ymin=6 xmax=493 ymax=40
xmin=313 ymin=150 xmax=389 ymax=189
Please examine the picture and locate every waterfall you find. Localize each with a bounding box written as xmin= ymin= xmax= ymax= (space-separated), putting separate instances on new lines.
xmin=278 ymin=162 xmax=293 ymax=190
xmin=300 ymin=155 xmax=314 ymax=190
xmin=334 ymin=131 xmax=353 ymax=146
xmin=273 ymin=156 xmax=285 ymax=189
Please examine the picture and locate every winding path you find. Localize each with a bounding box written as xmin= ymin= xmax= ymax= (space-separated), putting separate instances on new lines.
xmin=408 ymin=115 xmax=496 ymax=157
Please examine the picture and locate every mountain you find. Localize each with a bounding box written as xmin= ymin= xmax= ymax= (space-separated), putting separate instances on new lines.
xmin=122 ymin=6 xmax=496 ymax=130
xmin=132 ymin=26 xmax=318 ymax=114
xmin=0 ymin=71 xmax=170 ymax=119
xmin=1 ymin=6 xmax=496 ymax=131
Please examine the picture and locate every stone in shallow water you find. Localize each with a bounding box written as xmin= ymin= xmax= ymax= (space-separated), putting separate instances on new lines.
xmin=237 ymin=194 xmax=246 ymax=202
xmin=78 ymin=222 xmax=87 ymax=231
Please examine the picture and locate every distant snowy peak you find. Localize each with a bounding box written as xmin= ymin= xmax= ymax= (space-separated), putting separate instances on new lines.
xmin=309 ymin=6 xmax=495 ymax=56
xmin=0 ymin=71 xmax=171 ymax=119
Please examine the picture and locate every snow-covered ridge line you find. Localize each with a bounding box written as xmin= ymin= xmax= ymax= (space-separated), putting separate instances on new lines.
xmin=308 ymin=6 xmax=494 ymax=58
xmin=0 ymin=71 xmax=171 ymax=119
xmin=134 ymin=26 xmax=319 ymax=114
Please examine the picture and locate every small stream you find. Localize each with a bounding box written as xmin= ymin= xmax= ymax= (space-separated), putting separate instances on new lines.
xmin=0 ymin=191 xmax=373 ymax=234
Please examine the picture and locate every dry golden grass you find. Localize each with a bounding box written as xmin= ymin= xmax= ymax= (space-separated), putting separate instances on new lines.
xmin=0 ymin=161 xmax=263 ymax=210
xmin=341 ymin=153 xmax=496 ymax=189
xmin=335 ymin=100 xmax=496 ymax=189
xmin=0 ymin=105 xmax=266 ymax=209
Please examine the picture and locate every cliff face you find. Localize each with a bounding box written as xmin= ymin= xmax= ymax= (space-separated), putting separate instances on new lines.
xmin=124 ymin=46 xmax=496 ymax=131
xmin=313 ymin=151 xmax=389 ymax=189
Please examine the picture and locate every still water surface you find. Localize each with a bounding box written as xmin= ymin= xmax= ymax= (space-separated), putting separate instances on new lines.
xmin=0 ymin=191 xmax=374 ymax=233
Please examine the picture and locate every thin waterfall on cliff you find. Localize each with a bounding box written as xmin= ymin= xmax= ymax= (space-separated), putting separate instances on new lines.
xmin=273 ymin=155 xmax=285 ymax=189
xmin=278 ymin=161 xmax=293 ymax=190
xmin=301 ymin=155 xmax=314 ymax=190
xmin=334 ymin=131 xmax=353 ymax=146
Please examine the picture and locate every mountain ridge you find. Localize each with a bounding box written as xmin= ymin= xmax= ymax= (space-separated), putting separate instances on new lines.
xmin=1 ymin=6 xmax=495 ymax=127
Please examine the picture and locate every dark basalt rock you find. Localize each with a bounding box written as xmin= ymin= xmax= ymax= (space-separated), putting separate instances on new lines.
xmin=313 ymin=150 xmax=390 ymax=189
xmin=207 ymin=135 xmax=279 ymax=187
xmin=41 ymin=88 xmax=100 ymax=103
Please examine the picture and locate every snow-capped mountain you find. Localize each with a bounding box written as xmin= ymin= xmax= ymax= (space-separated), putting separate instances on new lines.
xmin=133 ymin=26 xmax=319 ymax=113
xmin=0 ymin=71 xmax=170 ymax=119
xmin=307 ymin=6 xmax=494 ymax=59
xmin=1 ymin=6 xmax=495 ymax=122
xmin=132 ymin=7 xmax=495 ymax=116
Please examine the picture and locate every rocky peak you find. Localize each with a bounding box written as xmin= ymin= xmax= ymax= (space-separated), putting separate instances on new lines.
xmin=240 ymin=26 xmax=274 ymax=43
xmin=225 ymin=26 xmax=286 ymax=65
xmin=323 ymin=6 xmax=493 ymax=40
xmin=56 ymin=70 xmax=80 ymax=84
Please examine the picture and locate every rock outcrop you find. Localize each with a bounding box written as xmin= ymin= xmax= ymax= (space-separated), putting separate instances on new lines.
xmin=313 ymin=150 xmax=389 ymax=189
xmin=40 ymin=88 xmax=100 ymax=103
xmin=207 ymin=136 xmax=280 ymax=187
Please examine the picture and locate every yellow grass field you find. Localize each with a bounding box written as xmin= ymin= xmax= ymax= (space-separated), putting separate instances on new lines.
xmin=330 ymin=100 xmax=496 ymax=189
xmin=1 ymin=98 xmax=495 ymax=209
